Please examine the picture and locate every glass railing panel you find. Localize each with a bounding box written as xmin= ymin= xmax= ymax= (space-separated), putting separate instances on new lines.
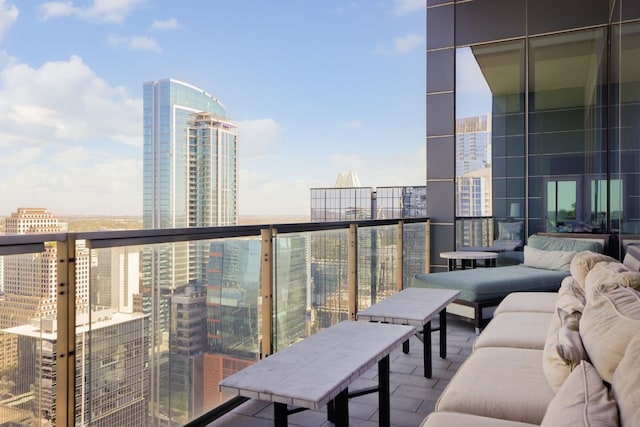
xmin=0 ymin=244 xmax=59 ymax=426
xmin=86 ymin=236 xmax=262 ymax=426
xmin=403 ymin=222 xmax=428 ymax=286
xmin=0 ymin=218 xmax=428 ymax=425
xmin=357 ymin=224 xmax=398 ymax=312
xmin=302 ymin=229 xmax=349 ymax=342
xmin=272 ymin=232 xmax=312 ymax=351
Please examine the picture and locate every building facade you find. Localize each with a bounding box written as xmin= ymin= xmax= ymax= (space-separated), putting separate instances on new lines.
xmin=5 ymin=310 xmax=150 ymax=426
xmin=426 ymin=0 xmax=640 ymax=270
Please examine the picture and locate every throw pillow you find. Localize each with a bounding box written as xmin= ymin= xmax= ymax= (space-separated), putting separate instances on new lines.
xmin=523 ymin=245 xmax=576 ymax=271
xmin=556 ymin=276 xmax=586 ymax=314
xmin=611 ymin=332 xmax=640 ymax=427
xmin=543 ymin=307 xmax=589 ymax=393
xmin=527 ymin=235 xmax=603 ymax=253
xmin=541 ymin=360 xmax=618 ymax=427
xmin=498 ymin=221 xmax=522 ymax=240
xmin=580 ymin=282 xmax=640 ymax=383
xmin=569 ymin=251 xmax=618 ymax=289
xmin=583 ymin=261 xmax=640 ymax=301
xmin=623 ymin=251 xmax=640 ymax=272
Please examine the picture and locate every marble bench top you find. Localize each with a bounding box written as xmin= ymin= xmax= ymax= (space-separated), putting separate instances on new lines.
xmin=357 ymin=287 xmax=461 ymax=326
xmin=219 ymin=320 xmax=415 ymax=410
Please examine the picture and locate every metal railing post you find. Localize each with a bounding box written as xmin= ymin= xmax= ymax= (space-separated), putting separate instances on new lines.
xmin=348 ymin=224 xmax=358 ymax=320
xmin=56 ymin=236 xmax=76 ymax=427
xmin=397 ymin=221 xmax=404 ymax=291
xmin=426 ymin=219 xmax=431 ymax=273
xmin=260 ymin=227 xmax=274 ymax=358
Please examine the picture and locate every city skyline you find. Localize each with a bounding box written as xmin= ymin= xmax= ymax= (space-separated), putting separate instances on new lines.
xmin=0 ymin=0 xmax=426 ymax=217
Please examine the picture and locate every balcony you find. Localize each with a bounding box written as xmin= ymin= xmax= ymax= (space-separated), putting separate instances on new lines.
xmin=0 ymin=217 xmax=462 ymax=427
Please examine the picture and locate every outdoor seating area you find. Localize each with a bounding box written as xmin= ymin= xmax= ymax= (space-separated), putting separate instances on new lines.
xmin=411 ymin=234 xmax=608 ymax=331
xmin=208 ymin=316 xmax=477 ymax=427
xmin=421 ymin=247 xmax=640 ymax=427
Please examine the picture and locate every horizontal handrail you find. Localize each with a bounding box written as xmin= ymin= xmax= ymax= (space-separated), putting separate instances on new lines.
xmin=0 ymin=218 xmax=427 ymax=251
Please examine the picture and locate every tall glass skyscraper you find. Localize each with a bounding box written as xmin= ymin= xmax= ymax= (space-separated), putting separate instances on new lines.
xmin=142 ymin=79 xmax=238 ymax=291
xmin=142 ymin=79 xmax=238 ymax=423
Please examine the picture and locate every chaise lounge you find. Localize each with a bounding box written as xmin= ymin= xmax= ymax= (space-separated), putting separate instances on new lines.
xmin=412 ymin=234 xmax=607 ymax=331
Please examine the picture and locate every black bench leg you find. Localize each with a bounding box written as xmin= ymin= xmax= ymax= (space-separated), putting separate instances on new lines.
xmin=424 ymin=321 xmax=432 ymax=378
xmin=379 ymin=356 xmax=390 ymax=427
xmin=274 ymin=403 xmax=288 ymax=427
xmin=439 ymin=309 xmax=447 ymax=359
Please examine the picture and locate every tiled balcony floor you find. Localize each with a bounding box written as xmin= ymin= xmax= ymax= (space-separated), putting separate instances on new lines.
xmin=207 ymin=316 xmax=476 ymax=427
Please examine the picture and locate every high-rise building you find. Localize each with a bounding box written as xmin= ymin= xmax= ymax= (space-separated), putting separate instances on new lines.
xmin=5 ymin=310 xmax=150 ymax=426
xmin=0 ymin=208 xmax=89 ymax=328
xmin=142 ymin=79 xmax=238 ymax=424
xmin=142 ymin=78 xmax=239 ymax=293
xmin=0 ymin=208 xmax=147 ymax=425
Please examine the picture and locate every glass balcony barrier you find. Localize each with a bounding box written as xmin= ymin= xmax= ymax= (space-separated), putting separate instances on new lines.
xmin=0 ymin=217 xmax=429 ymax=426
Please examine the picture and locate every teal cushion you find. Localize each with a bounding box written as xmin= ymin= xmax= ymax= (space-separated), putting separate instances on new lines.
xmin=412 ymin=265 xmax=570 ymax=302
xmin=527 ymin=235 xmax=603 ymax=253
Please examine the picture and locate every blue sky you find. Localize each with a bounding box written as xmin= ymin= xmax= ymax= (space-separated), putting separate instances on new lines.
xmin=0 ymin=0 xmax=426 ymax=217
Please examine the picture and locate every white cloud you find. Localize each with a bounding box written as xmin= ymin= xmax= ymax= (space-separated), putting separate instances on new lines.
xmin=0 ymin=54 xmax=143 ymax=215
xmin=0 ymin=0 xmax=18 ymax=40
xmin=0 ymin=147 xmax=42 ymax=166
xmin=0 ymin=54 xmax=141 ymax=146
xmin=129 ymin=35 xmax=161 ymax=52
xmin=107 ymin=34 xmax=161 ymax=52
xmin=237 ymin=119 xmax=282 ymax=158
xmin=39 ymin=0 xmax=145 ymax=23
xmin=393 ymin=33 xmax=423 ymax=54
xmin=393 ymin=0 xmax=423 ymax=15
xmin=374 ymin=32 xmax=424 ymax=56
xmin=52 ymin=146 xmax=89 ymax=166
xmin=151 ymin=18 xmax=179 ymax=30
xmin=0 ymin=157 xmax=142 ymax=216
xmin=239 ymin=167 xmax=310 ymax=216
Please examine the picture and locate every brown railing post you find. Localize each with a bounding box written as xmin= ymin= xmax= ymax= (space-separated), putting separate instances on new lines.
xmin=426 ymin=219 xmax=431 ymax=273
xmin=348 ymin=224 xmax=358 ymax=320
xmin=397 ymin=221 xmax=404 ymax=291
xmin=260 ymin=227 xmax=274 ymax=357
xmin=56 ymin=236 xmax=76 ymax=427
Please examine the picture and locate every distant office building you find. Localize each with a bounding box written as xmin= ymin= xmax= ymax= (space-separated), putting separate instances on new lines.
xmin=0 ymin=208 xmax=92 ymax=423
xmin=5 ymin=310 xmax=150 ymax=426
xmin=5 ymin=207 xmax=65 ymax=234
xmin=90 ymin=246 xmax=141 ymax=314
xmin=310 ymin=172 xmax=427 ymax=221
xmin=166 ymin=285 xmax=207 ymax=423
xmin=0 ymin=208 xmax=90 ymax=327
xmin=309 ymin=176 xmax=427 ymax=324
xmin=203 ymin=237 xmax=309 ymax=405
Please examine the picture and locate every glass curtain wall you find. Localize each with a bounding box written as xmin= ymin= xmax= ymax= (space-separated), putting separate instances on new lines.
xmin=454 ymin=0 xmax=639 ymax=250
xmin=611 ymin=8 xmax=640 ymax=246
xmin=455 ymin=40 xmax=526 ymax=243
